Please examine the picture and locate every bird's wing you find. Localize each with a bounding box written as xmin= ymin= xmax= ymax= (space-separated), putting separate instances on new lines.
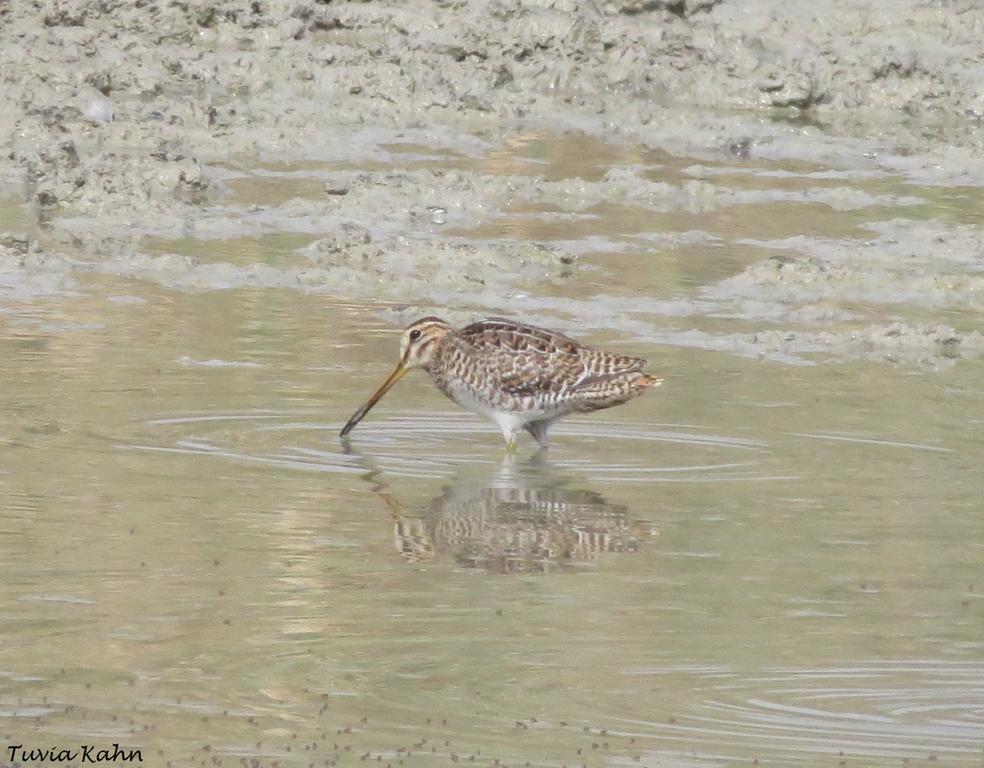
xmin=495 ymin=350 xmax=587 ymax=398
xmin=456 ymin=319 xmax=651 ymax=401
xmin=457 ymin=318 xmax=582 ymax=353
xmin=457 ymin=319 xmax=588 ymax=397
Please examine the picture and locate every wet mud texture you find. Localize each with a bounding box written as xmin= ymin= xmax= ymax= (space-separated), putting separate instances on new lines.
xmin=6 ymin=0 xmax=984 ymax=201
xmin=3 ymin=0 xmax=984 ymax=365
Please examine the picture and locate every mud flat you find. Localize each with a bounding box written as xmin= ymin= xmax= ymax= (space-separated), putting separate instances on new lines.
xmin=2 ymin=0 xmax=984 ymax=364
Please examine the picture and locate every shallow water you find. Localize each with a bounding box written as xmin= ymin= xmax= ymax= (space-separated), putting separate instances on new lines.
xmin=3 ymin=133 xmax=984 ymax=767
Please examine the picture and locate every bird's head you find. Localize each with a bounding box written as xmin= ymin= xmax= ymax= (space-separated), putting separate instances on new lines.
xmin=398 ymin=316 xmax=453 ymax=371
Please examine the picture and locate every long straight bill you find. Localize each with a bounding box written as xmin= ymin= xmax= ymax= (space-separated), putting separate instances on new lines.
xmin=339 ymin=362 xmax=409 ymax=437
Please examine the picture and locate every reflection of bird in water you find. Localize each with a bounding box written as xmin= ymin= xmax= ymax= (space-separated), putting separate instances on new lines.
xmin=391 ymin=455 xmax=655 ymax=573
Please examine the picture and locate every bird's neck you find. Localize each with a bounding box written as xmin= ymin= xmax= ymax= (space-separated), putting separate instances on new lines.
xmin=423 ymin=335 xmax=453 ymax=376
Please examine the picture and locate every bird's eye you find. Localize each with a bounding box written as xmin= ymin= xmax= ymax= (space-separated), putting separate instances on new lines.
xmin=409 ymin=329 xmax=422 ymax=341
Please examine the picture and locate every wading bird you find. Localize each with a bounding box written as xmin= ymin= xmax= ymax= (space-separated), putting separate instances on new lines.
xmin=340 ymin=317 xmax=661 ymax=450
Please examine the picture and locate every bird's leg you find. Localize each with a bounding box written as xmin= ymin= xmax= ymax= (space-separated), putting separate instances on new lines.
xmin=523 ymin=420 xmax=550 ymax=449
xmin=495 ymin=415 xmax=523 ymax=452
xmin=499 ymin=425 xmax=521 ymax=453
xmin=504 ymin=433 xmax=519 ymax=454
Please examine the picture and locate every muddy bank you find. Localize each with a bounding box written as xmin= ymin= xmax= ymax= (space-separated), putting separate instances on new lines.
xmin=2 ymin=0 xmax=984 ymax=367
xmin=5 ymin=0 xmax=984 ymax=220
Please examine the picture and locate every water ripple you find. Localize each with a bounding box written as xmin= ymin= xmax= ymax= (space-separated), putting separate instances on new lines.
xmin=613 ymin=661 xmax=984 ymax=764
xmin=124 ymin=409 xmax=782 ymax=485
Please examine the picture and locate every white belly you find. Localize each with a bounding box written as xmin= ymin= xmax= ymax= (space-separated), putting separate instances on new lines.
xmin=444 ymin=379 xmax=551 ymax=428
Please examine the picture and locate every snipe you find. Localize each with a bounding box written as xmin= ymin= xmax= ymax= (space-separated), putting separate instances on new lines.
xmin=340 ymin=317 xmax=661 ymax=449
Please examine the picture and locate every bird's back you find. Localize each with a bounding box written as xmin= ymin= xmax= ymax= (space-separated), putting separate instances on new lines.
xmin=436 ymin=318 xmax=659 ymax=415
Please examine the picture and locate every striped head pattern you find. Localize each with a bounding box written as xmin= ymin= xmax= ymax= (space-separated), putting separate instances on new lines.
xmin=399 ymin=316 xmax=453 ymax=370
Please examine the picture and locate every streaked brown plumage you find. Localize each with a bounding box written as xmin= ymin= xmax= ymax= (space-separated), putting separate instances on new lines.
xmin=340 ymin=317 xmax=661 ymax=448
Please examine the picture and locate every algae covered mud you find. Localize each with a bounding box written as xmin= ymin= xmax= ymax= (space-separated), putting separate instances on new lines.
xmin=2 ymin=1 xmax=984 ymax=767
